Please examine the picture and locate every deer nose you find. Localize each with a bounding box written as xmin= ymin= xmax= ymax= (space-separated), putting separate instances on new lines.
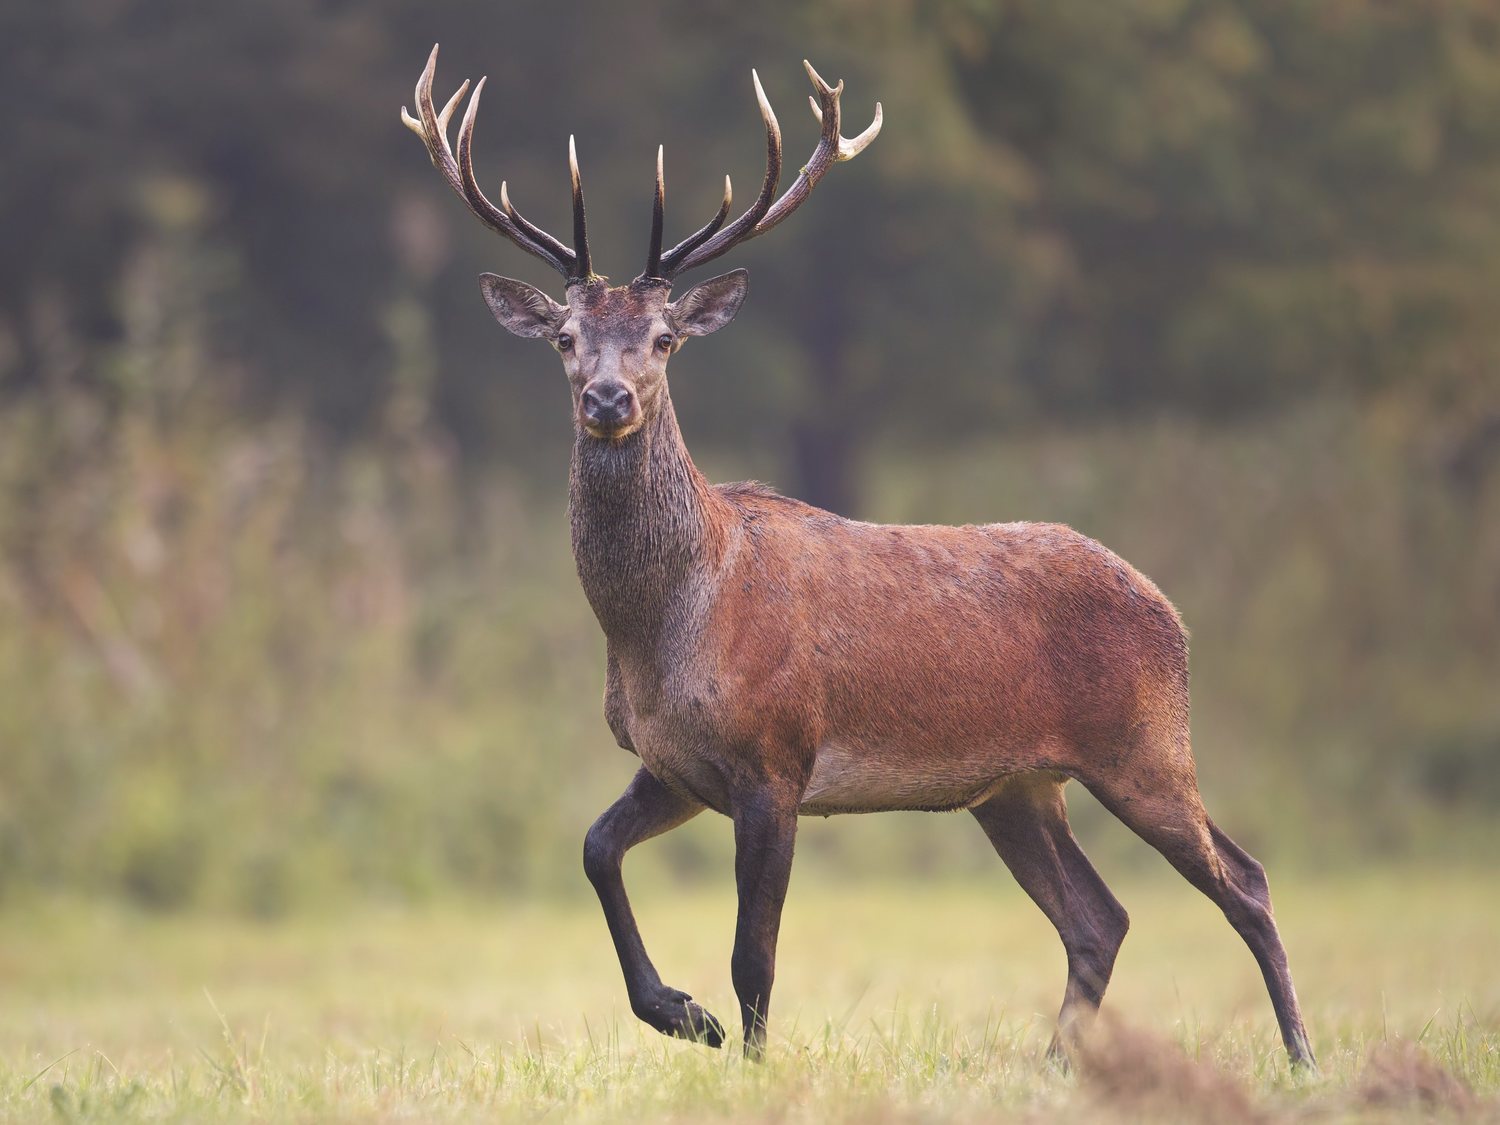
xmin=582 ymin=382 xmax=635 ymax=426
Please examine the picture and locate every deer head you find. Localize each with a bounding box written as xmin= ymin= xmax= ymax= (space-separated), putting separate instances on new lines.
xmin=401 ymin=45 xmax=881 ymax=442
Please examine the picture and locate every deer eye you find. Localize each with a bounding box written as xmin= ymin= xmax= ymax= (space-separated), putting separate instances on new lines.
xmin=656 ymin=333 xmax=674 ymax=353
xmin=556 ymin=334 xmax=573 ymax=352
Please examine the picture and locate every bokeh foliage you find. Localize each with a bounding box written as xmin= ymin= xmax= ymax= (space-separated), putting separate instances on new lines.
xmin=0 ymin=0 xmax=1496 ymax=910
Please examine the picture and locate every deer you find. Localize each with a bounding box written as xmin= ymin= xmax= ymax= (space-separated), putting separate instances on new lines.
xmin=401 ymin=44 xmax=1316 ymax=1069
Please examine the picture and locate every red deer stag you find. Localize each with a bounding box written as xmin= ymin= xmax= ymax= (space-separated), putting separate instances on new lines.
xmin=402 ymin=44 xmax=1315 ymax=1068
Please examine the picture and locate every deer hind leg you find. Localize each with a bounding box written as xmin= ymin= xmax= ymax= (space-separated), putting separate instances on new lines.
xmin=1080 ymin=753 xmax=1317 ymax=1069
xmin=970 ymin=773 xmax=1130 ymax=1064
xmin=583 ymin=767 xmax=724 ymax=1047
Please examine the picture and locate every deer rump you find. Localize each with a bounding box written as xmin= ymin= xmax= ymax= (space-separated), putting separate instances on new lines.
xmin=611 ymin=486 xmax=1191 ymax=819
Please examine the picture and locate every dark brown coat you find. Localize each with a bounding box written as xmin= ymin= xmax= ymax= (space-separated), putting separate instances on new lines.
xmin=560 ymin=307 xmax=1312 ymax=1065
xmin=400 ymin=42 xmax=1313 ymax=1067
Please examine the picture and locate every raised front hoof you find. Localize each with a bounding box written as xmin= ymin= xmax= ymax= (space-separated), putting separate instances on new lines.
xmin=633 ymin=989 xmax=725 ymax=1048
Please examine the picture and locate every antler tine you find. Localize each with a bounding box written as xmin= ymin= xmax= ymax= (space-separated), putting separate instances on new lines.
xmin=664 ymin=69 xmax=783 ymax=278
xmin=496 ymin=181 xmax=574 ymax=267
xmin=749 ymin=60 xmax=862 ymax=237
xmin=746 ymin=57 xmax=842 ymax=235
xmin=407 ymin=48 xmax=879 ymax=285
xmin=644 ymin=145 xmax=666 ymax=280
xmin=401 ymin=45 xmax=464 ymax=198
xmin=437 ymin=80 xmax=470 ymax=139
xmin=570 ymin=136 xmax=594 ymax=280
xmin=402 ymin=73 xmax=470 ymax=152
xmin=457 ymin=78 xmax=577 ymax=274
xmin=401 ymin=44 xmax=579 ymax=279
xmin=668 ymin=60 xmax=878 ymax=276
xmin=809 ymin=94 xmax=883 ymax=161
xmin=657 ymin=175 xmax=732 ymax=276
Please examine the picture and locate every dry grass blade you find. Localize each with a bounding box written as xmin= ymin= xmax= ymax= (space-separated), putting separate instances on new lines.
xmin=1354 ymin=1040 xmax=1480 ymax=1118
xmin=1076 ymin=1017 xmax=1268 ymax=1123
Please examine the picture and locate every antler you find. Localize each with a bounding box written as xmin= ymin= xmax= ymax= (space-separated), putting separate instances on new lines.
xmin=640 ymin=61 xmax=882 ymax=282
xmin=401 ymin=45 xmax=594 ymax=283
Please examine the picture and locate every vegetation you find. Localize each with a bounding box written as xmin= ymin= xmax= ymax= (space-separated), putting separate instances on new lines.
xmin=0 ymin=0 xmax=1495 ymax=1075
xmin=0 ymin=350 xmax=1493 ymax=910
xmin=1 ymin=872 xmax=1494 ymax=1121
xmin=1 ymin=5 xmax=1495 ymax=1119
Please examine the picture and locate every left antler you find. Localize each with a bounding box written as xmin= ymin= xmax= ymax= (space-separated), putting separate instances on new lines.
xmin=640 ymin=61 xmax=882 ymax=283
xmin=401 ymin=44 xmax=595 ymax=283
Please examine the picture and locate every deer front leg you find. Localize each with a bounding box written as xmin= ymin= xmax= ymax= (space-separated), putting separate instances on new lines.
xmin=730 ymin=787 xmax=799 ymax=1060
xmin=583 ymin=767 xmax=724 ymax=1046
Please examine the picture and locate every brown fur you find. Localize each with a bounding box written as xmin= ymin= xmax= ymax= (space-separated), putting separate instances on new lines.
xmin=409 ymin=48 xmax=1312 ymax=1065
xmin=553 ymin=281 xmax=1314 ymax=1065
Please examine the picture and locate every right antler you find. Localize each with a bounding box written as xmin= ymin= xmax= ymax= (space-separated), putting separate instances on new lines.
xmin=401 ymin=45 xmax=594 ymax=283
xmin=643 ymin=61 xmax=882 ymax=283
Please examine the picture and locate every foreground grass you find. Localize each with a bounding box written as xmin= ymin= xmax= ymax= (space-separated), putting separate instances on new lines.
xmin=1 ymin=869 xmax=1494 ymax=1121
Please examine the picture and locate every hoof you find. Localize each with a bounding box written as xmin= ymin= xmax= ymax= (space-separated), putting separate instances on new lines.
xmin=1288 ymin=1036 xmax=1319 ymax=1074
xmin=1044 ymin=1033 xmax=1076 ymax=1073
xmin=634 ymin=988 xmax=725 ymax=1047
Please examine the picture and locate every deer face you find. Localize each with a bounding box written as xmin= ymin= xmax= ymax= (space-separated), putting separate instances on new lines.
xmin=479 ymin=271 xmax=747 ymax=442
xmin=403 ymin=45 xmax=878 ymax=439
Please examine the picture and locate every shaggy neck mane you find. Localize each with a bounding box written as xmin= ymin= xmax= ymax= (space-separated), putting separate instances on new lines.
xmin=568 ymin=393 xmax=729 ymax=643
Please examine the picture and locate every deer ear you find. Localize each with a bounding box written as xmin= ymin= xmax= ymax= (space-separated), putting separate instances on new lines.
xmin=478 ymin=274 xmax=567 ymax=338
xmin=666 ymin=269 xmax=749 ymax=337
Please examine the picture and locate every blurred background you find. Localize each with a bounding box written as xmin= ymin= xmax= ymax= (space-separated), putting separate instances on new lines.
xmin=1 ymin=0 xmax=1497 ymax=916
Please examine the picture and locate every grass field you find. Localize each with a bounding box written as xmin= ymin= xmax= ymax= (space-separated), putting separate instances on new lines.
xmin=1 ymin=868 xmax=1494 ymax=1122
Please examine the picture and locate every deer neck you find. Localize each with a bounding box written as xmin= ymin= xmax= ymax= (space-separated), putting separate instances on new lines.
xmin=568 ymin=393 xmax=727 ymax=645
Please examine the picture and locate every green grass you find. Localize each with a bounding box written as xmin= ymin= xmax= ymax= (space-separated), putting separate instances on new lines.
xmin=1 ymin=868 xmax=1495 ymax=1121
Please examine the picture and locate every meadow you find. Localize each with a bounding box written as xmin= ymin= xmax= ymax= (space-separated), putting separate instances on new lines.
xmin=1 ymin=376 xmax=1495 ymax=1121
xmin=7 ymin=5 xmax=1500 ymax=1120
xmin=2 ymin=865 xmax=1494 ymax=1122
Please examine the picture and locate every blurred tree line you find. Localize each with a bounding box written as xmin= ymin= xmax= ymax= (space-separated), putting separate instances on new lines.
xmin=0 ymin=0 xmax=1496 ymax=909
xmin=7 ymin=1 xmax=1500 ymax=506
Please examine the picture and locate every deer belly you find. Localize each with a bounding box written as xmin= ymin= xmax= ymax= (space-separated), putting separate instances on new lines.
xmin=799 ymin=741 xmax=1005 ymax=816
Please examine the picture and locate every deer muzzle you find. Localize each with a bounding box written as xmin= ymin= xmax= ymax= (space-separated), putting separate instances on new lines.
xmin=581 ymin=380 xmax=639 ymax=436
